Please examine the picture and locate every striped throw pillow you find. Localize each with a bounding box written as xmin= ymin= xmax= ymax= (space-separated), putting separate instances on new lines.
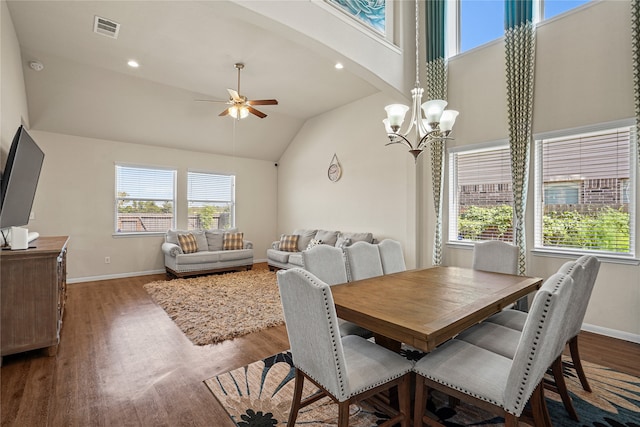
xmin=223 ymin=232 xmax=244 ymax=250
xmin=177 ymin=233 xmax=198 ymax=254
xmin=279 ymin=234 xmax=299 ymax=252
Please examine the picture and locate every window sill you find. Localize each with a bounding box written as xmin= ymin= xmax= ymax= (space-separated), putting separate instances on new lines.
xmin=531 ymin=248 xmax=640 ymax=265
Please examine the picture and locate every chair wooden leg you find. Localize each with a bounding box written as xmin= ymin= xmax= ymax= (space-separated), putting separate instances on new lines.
xmin=551 ymin=355 xmax=579 ymax=421
xmin=413 ymin=377 xmax=427 ymax=427
xmin=569 ymin=335 xmax=592 ymax=392
xmin=338 ymin=400 xmax=351 ymax=427
xmin=504 ymin=413 xmax=518 ymax=427
xmin=287 ymin=369 xmax=305 ymax=426
xmin=529 ymin=381 xmax=553 ymax=427
xmin=397 ymin=374 xmax=411 ymax=427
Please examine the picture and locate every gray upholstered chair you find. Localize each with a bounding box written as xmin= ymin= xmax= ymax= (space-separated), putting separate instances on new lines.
xmin=413 ymin=273 xmax=574 ymax=427
xmin=276 ymin=268 xmax=413 ymax=427
xmin=344 ymin=241 xmax=384 ymax=281
xmin=472 ymin=240 xmax=519 ymax=275
xmin=302 ymin=245 xmax=372 ymax=338
xmin=378 ymin=239 xmax=406 ymax=274
xmin=486 ymin=255 xmax=600 ymax=393
xmin=456 ymin=262 xmax=587 ymax=420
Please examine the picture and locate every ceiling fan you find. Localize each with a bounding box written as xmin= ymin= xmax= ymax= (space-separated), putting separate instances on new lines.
xmin=198 ymin=63 xmax=278 ymax=120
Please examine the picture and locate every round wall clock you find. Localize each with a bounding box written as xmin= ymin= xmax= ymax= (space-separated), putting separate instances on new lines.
xmin=328 ymin=154 xmax=342 ymax=182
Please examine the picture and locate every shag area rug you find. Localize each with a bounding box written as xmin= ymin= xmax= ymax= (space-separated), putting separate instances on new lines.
xmin=143 ymin=270 xmax=283 ymax=345
xmin=205 ymin=350 xmax=640 ymax=427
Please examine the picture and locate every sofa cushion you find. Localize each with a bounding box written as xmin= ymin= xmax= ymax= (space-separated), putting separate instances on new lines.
xmin=314 ymin=230 xmax=339 ymax=247
xmin=292 ymin=229 xmax=317 ymax=252
xmin=175 ymin=251 xmax=221 ymax=265
xmin=280 ymin=234 xmax=299 ymax=252
xmin=218 ymin=248 xmax=253 ymax=262
xmin=267 ymin=249 xmax=291 ymax=263
xmin=340 ymin=232 xmax=374 ymax=244
xmin=205 ymin=228 xmax=238 ymax=251
xmin=305 ymin=238 xmax=323 ymax=251
xmin=288 ymin=253 xmax=304 ymax=267
xmin=223 ymin=232 xmax=244 ymax=250
xmin=192 ymin=230 xmax=209 ymax=252
xmin=177 ymin=233 xmax=199 ymax=254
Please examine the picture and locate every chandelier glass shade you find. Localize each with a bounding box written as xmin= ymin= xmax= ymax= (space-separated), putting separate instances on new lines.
xmin=383 ymin=1 xmax=458 ymax=161
xmin=228 ymin=105 xmax=249 ymax=120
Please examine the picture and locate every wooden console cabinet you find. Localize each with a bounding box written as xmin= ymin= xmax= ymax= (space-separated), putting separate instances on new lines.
xmin=1 ymin=236 xmax=69 ymax=359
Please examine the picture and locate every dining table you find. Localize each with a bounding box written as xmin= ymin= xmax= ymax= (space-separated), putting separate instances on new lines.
xmin=331 ymin=266 xmax=543 ymax=353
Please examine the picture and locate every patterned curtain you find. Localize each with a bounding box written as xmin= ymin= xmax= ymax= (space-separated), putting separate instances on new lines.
xmin=633 ymin=0 xmax=640 ymax=166
xmin=425 ymin=0 xmax=447 ymax=265
xmin=505 ymin=0 xmax=536 ymax=277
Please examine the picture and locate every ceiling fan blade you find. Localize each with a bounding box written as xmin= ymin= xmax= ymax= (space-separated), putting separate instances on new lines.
xmin=227 ymin=89 xmax=242 ymax=102
xmin=247 ymin=99 xmax=278 ymax=106
xmin=218 ymin=108 xmax=231 ymax=117
xmin=247 ymin=106 xmax=267 ymax=118
xmin=195 ymin=99 xmax=230 ymax=103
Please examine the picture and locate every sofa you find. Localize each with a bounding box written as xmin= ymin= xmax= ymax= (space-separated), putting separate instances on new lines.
xmin=162 ymin=229 xmax=253 ymax=278
xmin=267 ymin=229 xmax=375 ymax=270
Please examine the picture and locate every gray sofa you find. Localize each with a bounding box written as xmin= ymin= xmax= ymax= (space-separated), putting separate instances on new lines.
xmin=267 ymin=229 xmax=374 ymax=270
xmin=162 ymin=229 xmax=253 ymax=278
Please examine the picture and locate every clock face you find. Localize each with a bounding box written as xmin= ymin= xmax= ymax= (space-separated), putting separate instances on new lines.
xmin=328 ymin=163 xmax=342 ymax=182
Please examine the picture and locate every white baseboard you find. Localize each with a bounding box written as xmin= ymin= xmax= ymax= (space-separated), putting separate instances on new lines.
xmin=582 ymin=322 xmax=640 ymax=344
xmin=67 ymin=269 xmax=165 ymax=284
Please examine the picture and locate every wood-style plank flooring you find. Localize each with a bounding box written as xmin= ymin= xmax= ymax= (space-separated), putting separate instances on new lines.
xmin=1 ymin=267 xmax=639 ymax=426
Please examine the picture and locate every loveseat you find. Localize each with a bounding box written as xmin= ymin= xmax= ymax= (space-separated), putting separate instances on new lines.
xmin=162 ymin=229 xmax=253 ymax=278
xmin=267 ymin=229 xmax=375 ymax=270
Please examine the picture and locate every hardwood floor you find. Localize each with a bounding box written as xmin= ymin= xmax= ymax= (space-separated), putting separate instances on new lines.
xmin=1 ymin=269 xmax=639 ymax=426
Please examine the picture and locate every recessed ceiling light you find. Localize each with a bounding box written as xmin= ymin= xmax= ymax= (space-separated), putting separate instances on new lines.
xmin=335 ymin=63 xmax=344 ymax=70
xmin=127 ymin=60 xmax=139 ymax=68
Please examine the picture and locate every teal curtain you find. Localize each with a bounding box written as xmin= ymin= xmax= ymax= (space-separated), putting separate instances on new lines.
xmin=505 ymin=0 xmax=536 ymax=279
xmin=425 ymin=0 xmax=447 ymax=266
xmin=632 ymin=0 xmax=640 ymax=167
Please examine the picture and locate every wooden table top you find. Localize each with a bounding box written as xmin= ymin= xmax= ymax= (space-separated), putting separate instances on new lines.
xmin=331 ymin=266 xmax=543 ymax=353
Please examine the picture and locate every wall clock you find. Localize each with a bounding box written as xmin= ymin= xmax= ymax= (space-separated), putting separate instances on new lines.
xmin=327 ymin=153 xmax=342 ymax=182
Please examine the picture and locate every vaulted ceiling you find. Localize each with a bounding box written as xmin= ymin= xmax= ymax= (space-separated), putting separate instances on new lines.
xmin=7 ymin=1 xmax=392 ymax=161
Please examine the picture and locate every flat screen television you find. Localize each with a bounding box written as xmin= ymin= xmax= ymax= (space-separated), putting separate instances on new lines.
xmin=0 ymin=125 xmax=45 ymax=231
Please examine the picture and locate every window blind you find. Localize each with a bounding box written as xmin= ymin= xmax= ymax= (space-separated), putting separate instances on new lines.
xmin=187 ymin=172 xmax=235 ymax=231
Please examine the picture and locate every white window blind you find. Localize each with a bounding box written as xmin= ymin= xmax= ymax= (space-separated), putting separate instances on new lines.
xmin=534 ymin=125 xmax=635 ymax=255
xmin=115 ymin=165 xmax=176 ymax=233
xmin=187 ymin=172 xmax=235 ymax=230
xmin=449 ymin=145 xmax=514 ymax=242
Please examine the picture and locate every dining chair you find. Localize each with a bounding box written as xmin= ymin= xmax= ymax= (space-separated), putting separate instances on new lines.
xmin=276 ymin=268 xmax=413 ymax=427
xmin=486 ymin=255 xmax=600 ymax=393
xmin=456 ymin=262 xmax=586 ymax=421
xmin=377 ymin=239 xmax=406 ymax=274
xmin=344 ymin=241 xmax=384 ymax=281
xmin=472 ymin=240 xmax=519 ymax=275
xmin=301 ymin=244 xmax=372 ymax=338
xmin=413 ymin=273 xmax=574 ymax=427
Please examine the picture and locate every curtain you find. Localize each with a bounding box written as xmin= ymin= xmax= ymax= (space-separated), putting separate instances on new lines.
xmin=632 ymin=0 xmax=640 ymax=167
xmin=425 ymin=0 xmax=447 ymax=265
xmin=505 ymin=0 xmax=536 ymax=278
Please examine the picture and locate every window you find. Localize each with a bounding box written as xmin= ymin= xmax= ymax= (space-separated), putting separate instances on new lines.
xmin=534 ymin=125 xmax=636 ymax=256
xmin=115 ymin=165 xmax=176 ymax=234
xmin=449 ymin=144 xmax=514 ymax=242
xmin=459 ymin=0 xmax=504 ymax=53
xmin=543 ymin=0 xmax=590 ymax=20
xmin=187 ymin=171 xmax=235 ymax=230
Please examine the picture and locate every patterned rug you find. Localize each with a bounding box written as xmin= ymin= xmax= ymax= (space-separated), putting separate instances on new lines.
xmin=144 ymin=269 xmax=283 ymax=345
xmin=205 ymin=349 xmax=640 ymax=427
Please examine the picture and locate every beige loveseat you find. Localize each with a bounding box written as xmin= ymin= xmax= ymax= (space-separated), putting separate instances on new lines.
xmin=266 ymin=229 xmax=375 ymax=270
xmin=162 ymin=229 xmax=253 ymax=278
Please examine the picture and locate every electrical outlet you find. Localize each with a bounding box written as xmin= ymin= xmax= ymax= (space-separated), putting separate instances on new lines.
xmin=105 ymin=257 xmax=111 ymax=264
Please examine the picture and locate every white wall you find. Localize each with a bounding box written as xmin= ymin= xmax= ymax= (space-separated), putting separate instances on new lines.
xmin=28 ymin=130 xmax=278 ymax=281
xmin=276 ymin=91 xmax=419 ymax=267
xmin=1 ymin=0 xmax=29 ymax=162
xmin=441 ymin=0 xmax=639 ymax=340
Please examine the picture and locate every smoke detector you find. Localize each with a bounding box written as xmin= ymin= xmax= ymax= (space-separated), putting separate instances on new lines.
xmin=28 ymin=61 xmax=44 ymax=72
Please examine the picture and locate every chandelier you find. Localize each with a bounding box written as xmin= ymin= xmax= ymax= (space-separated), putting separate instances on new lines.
xmin=383 ymin=0 xmax=458 ymax=161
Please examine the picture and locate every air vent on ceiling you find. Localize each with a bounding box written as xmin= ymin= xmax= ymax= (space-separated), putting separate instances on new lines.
xmin=93 ymin=16 xmax=120 ymax=39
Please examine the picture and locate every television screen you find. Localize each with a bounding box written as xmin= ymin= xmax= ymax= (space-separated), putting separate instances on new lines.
xmin=0 ymin=126 xmax=45 ymax=229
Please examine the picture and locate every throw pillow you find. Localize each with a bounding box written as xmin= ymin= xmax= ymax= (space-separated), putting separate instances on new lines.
xmin=192 ymin=230 xmax=209 ymax=252
xmin=292 ymin=229 xmax=317 ymax=252
xmin=314 ymin=230 xmax=339 ymax=247
xmin=305 ymin=238 xmax=323 ymax=251
xmin=223 ymin=232 xmax=244 ymax=250
xmin=279 ymin=234 xmax=300 ymax=252
xmin=177 ymin=233 xmax=198 ymax=254
xmin=335 ymin=236 xmax=352 ymax=249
